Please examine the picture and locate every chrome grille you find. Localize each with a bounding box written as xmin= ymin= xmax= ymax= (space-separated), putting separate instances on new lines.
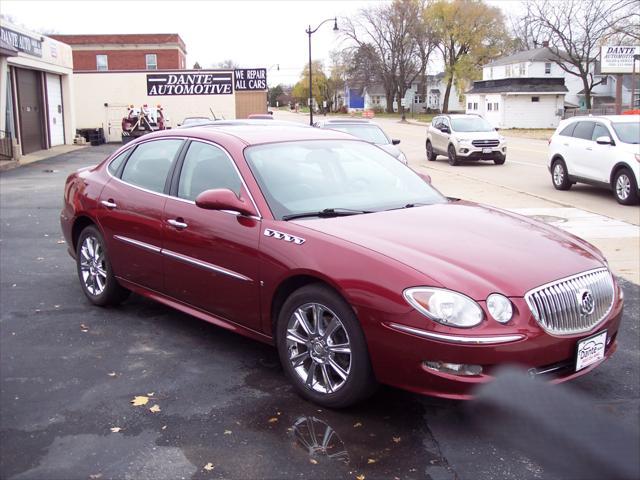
xmin=525 ymin=268 xmax=614 ymax=335
xmin=472 ymin=139 xmax=499 ymax=148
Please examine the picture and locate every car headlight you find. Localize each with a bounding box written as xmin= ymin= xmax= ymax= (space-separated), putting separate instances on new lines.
xmin=486 ymin=293 xmax=513 ymax=324
xmin=397 ymin=152 xmax=408 ymax=164
xmin=455 ymin=137 xmax=471 ymax=144
xmin=403 ymin=287 xmax=484 ymax=328
xmin=499 ymin=136 xmax=506 ymax=143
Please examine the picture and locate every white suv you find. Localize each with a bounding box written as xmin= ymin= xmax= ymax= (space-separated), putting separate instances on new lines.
xmin=548 ymin=115 xmax=640 ymax=205
xmin=426 ymin=114 xmax=507 ymax=166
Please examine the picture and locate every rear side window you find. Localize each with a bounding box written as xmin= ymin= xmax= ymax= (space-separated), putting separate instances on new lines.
xmin=177 ymin=141 xmax=242 ymax=201
xmin=559 ymin=122 xmax=577 ymax=137
xmin=592 ymin=124 xmax=610 ymax=141
xmin=572 ymin=121 xmax=595 ymax=140
xmin=107 ymin=150 xmax=129 ymax=175
xmin=121 ymin=139 xmax=183 ymax=193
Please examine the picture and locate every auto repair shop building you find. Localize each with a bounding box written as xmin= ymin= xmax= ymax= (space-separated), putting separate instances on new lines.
xmin=0 ymin=21 xmax=75 ymax=161
xmin=72 ymin=68 xmax=268 ymax=142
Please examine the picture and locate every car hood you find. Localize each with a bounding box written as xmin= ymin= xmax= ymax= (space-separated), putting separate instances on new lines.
xmin=294 ymin=201 xmax=605 ymax=299
xmin=453 ymin=130 xmax=501 ymax=141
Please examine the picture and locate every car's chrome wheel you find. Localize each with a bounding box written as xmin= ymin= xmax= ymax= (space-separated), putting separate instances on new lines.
xmin=553 ymin=163 xmax=564 ymax=186
xmin=286 ymin=303 xmax=352 ymax=395
xmin=79 ymin=235 xmax=107 ymax=296
xmin=616 ymin=173 xmax=631 ymax=201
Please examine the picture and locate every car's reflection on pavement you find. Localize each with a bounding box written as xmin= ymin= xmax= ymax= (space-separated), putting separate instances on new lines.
xmin=290 ymin=416 xmax=350 ymax=464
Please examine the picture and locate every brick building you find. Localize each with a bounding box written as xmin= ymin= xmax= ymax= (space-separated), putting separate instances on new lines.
xmin=49 ymin=34 xmax=187 ymax=71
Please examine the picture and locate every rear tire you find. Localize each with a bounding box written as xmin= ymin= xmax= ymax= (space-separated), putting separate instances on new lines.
xmin=551 ymin=159 xmax=571 ymax=190
xmin=426 ymin=141 xmax=437 ymax=161
xmin=276 ymin=284 xmax=377 ymax=408
xmin=613 ymin=168 xmax=639 ymax=205
xmin=447 ymin=144 xmax=460 ymax=166
xmin=76 ymin=225 xmax=130 ymax=306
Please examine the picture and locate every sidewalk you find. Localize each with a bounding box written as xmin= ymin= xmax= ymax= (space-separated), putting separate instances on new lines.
xmin=0 ymin=144 xmax=89 ymax=171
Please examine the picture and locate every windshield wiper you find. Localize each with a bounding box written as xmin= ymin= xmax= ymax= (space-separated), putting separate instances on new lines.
xmin=384 ymin=202 xmax=430 ymax=211
xmin=282 ymin=208 xmax=372 ymax=221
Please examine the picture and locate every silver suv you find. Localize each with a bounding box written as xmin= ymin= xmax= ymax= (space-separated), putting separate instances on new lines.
xmin=426 ymin=114 xmax=507 ymax=166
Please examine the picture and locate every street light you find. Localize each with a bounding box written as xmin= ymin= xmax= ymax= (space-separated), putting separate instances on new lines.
xmin=306 ymin=17 xmax=338 ymax=126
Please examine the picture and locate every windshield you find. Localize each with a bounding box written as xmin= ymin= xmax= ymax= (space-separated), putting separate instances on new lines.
xmin=325 ymin=124 xmax=390 ymax=144
xmin=245 ymin=140 xmax=445 ymax=220
xmin=451 ymin=117 xmax=495 ymax=132
xmin=612 ymin=122 xmax=640 ymax=144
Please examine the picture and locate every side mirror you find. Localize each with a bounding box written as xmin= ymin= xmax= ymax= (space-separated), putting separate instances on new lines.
xmin=195 ymin=189 xmax=256 ymax=217
xmin=495 ymin=127 xmax=500 ymax=131
xmin=596 ymin=136 xmax=613 ymax=145
xmin=392 ymin=139 xmax=401 ymax=145
xmin=417 ymin=172 xmax=432 ymax=184
xmin=440 ymin=125 xmax=450 ymax=134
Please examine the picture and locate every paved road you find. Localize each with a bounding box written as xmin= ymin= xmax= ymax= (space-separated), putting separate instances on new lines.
xmin=1 ymin=145 xmax=638 ymax=480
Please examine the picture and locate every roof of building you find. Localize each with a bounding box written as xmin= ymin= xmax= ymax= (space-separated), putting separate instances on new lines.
xmin=49 ymin=34 xmax=187 ymax=53
xmin=485 ymin=47 xmax=570 ymax=67
xmin=467 ymin=77 xmax=568 ymax=94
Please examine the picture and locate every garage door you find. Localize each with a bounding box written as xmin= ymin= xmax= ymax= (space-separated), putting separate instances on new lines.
xmin=16 ymin=68 xmax=45 ymax=155
xmin=46 ymin=74 xmax=65 ymax=146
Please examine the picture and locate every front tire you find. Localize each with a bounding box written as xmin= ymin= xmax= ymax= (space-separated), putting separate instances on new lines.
xmin=76 ymin=225 xmax=129 ymax=306
xmin=426 ymin=141 xmax=437 ymax=161
xmin=494 ymin=154 xmax=506 ymax=165
xmin=276 ymin=284 xmax=377 ymax=408
xmin=551 ymin=159 xmax=571 ymax=190
xmin=613 ymin=168 xmax=639 ymax=205
xmin=447 ymin=144 xmax=460 ymax=166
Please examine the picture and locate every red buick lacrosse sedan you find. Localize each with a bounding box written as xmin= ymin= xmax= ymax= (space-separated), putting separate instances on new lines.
xmin=60 ymin=123 xmax=624 ymax=407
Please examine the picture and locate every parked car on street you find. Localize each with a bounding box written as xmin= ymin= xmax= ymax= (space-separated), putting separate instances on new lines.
xmin=61 ymin=124 xmax=622 ymax=407
xmin=426 ymin=114 xmax=507 ymax=165
xmin=548 ymin=115 xmax=640 ymax=205
xmin=314 ymin=118 xmax=408 ymax=164
xmin=178 ymin=116 xmax=213 ymax=127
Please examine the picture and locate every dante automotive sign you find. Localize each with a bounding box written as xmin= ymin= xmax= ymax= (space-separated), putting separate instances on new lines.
xmin=234 ymin=69 xmax=267 ymax=91
xmin=600 ymin=46 xmax=640 ymax=74
xmin=147 ymin=71 xmax=233 ymax=96
xmin=0 ymin=26 xmax=42 ymax=57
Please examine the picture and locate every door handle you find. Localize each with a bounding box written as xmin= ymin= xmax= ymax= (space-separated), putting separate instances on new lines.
xmin=563 ymin=143 xmax=569 ymax=146
xmin=586 ymin=147 xmax=593 ymax=150
xmin=167 ymin=218 xmax=188 ymax=229
xmin=101 ymin=199 xmax=117 ymax=209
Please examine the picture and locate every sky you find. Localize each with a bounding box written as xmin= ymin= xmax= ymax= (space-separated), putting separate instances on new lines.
xmin=0 ymin=0 xmax=523 ymax=86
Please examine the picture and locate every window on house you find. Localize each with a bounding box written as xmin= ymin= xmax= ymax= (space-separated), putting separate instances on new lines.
xmin=414 ymin=95 xmax=422 ymax=104
xmin=494 ymin=102 xmax=499 ymax=111
xmin=467 ymin=102 xmax=472 ymax=110
xmin=505 ymin=65 xmax=512 ymax=77
xmin=531 ymin=96 xmax=540 ymax=102
xmin=489 ymin=67 xmax=493 ymax=79
xmin=545 ymin=62 xmax=552 ymax=74
xmin=146 ymin=54 xmax=158 ymax=70
xmin=473 ymin=102 xmax=478 ymax=110
xmin=372 ymin=95 xmax=381 ymax=105
xmin=487 ymin=103 xmax=493 ymax=111
xmin=96 ymin=55 xmax=108 ymax=71
xmin=519 ymin=63 xmax=526 ymax=76
xmin=600 ymin=76 xmax=608 ymax=86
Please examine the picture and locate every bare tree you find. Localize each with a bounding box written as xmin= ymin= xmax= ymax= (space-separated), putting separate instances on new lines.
xmin=522 ymin=0 xmax=637 ymax=109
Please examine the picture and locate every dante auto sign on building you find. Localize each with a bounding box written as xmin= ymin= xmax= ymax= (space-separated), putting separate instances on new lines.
xmin=600 ymin=46 xmax=640 ymax=74
xmin=147 ymin=71 xmax=233 ymax=95
xmin=0 ymin=26 xmax=42 ymax=57
xmin=234 ymin=69 xmax=267 ymax=91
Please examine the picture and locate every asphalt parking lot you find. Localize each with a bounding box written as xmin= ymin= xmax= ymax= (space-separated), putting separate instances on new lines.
xmin=1 ymin=144 xmax=639 ymax=480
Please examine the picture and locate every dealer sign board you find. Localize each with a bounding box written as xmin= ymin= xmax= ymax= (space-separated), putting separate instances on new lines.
xmin=147 ymin=71 xmax=233 ymax=96
xmin=600 ymin=46 xmax=640 ymax=74
xmin=234 ymin=69 xmax=267 ymax=91
xmin=0 ymin=26 xmax=42 ymax=57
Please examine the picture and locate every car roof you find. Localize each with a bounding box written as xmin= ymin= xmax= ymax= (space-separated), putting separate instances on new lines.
xmin=159 ymin=123 xmax=357 ymax=145
xmin=565 ymin=114 xmax=639 ymax=123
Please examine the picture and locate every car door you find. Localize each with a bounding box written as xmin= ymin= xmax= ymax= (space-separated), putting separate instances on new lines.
xmin=586 ymin=122 xmax=616 ymax=183
xmin=566 ymin=121 xmax=595 ymax=178
xmin=161 ymin=140 xmax=262 ymax=331
xmin=98 ymin=138 xmax=184 ymax=292
xmin=436 ymin=117 xmax=452 ymax=153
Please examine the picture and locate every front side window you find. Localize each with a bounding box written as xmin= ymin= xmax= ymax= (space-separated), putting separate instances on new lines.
xmin=146 ymin=54 xmax=158 ymax=70
xmin=96 ymin=55 xmax=108 ymax=71
xmin=120 ymin=139 xmax=183 ymax=193
xmin=572 ymin=121 xmax=596 ymax=141
xmin=245 ymin=140 xmax=445 ymax=220
xmin=612 ymin=122 xmax=640 ymax=144
xmin=592 ymin=124 xmax=611 ymax=141
xmin=177 ymin=141 xmax=242 ymax=201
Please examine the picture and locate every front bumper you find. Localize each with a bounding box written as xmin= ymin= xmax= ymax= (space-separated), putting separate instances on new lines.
xmin=455 ymin=144 xmax=506 ymax=160
xmin=359 ymin=292 xmax=623 ymax=400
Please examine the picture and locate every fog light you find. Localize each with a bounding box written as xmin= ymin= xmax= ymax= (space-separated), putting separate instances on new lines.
xmin=461 ymin=148 xmax=469 ymax=153
xmin=423 ymin=361 xmax=483 ymax=376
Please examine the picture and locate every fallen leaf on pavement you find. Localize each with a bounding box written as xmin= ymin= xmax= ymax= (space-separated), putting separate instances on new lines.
xmin=80 ymin=324 xmax=89 ymax=332
xmin=110 ymin=427 xmax=122 ymax=433
xmin=149 ymin=404 xmax=161 ymax=413
xmin=367 ymin=458 xmax=376 ymax=464
xmin=224 ymin=430 xmax=232 ymax=435
xmin=353 ymin=422 xmax=362 ymax=428
xmin=89 ymin=474 xmax=102 ymax=479
xmin=356 ymin=475 xmax=365 ymax=480
xmin=57 ymin=240 xmax=66 ymax=244
xmin=203 ymin=463 xmax=214 ymax=471
xmin=268 ymin=417 xmax=278 ymax=423
xmin=309 ymin=458 xmax=318 ymax=465
xmin=162 ymin=425 xmax=167 ymax=430
xmin=147 ymin=392 xmax=154 ymax=396
xmin=107 ymin=372 xmax=117 ymax=377
xmin=392 ymin=436 xmax=401 ymax=443
xmin=130 ymin=396 xmax=149 ymax=406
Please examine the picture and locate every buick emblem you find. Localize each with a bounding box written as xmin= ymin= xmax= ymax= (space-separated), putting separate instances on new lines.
xmin=578 ymin=289 xmax=595 ymax=316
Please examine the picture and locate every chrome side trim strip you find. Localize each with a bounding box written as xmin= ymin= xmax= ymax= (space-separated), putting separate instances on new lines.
xmin=114 ymin=235 xmax=161 ymax=253
xmin=388 ymin=322 xmax=525 ymax=345
xmin=162 ymin=248 xmax=252 ymax=282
